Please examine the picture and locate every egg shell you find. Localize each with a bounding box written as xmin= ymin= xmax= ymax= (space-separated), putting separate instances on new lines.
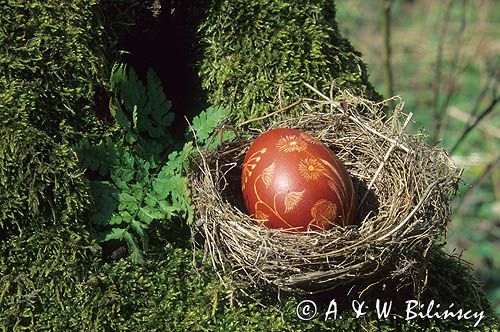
xmin=241 ymin=128 xmax=355 ymax=231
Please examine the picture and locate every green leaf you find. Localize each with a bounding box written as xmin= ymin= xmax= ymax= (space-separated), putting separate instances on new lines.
xmin=122 ymin=230 xmax=144 ymax=264
xmin=93 ymin=228 xmax=127 ymax=242
xmin=130 ymin=219 xmax=149 ymax=250
xmin=158 ymin=200 xmax=179 ymax=217
xmin=88 ymin=181 xmax=120 ymax=226
xmin=118 ymin=192 xmax=139 ymax=212
xmin=188 ymin=106 xmax=228 ymax=145
xmin=80 ymin=64 xmax=204 ymax=263
xmin=109 ymin=215 xmax=122 ymax=225
xmin=207 ymin=130 xmax=236 ymax=150
xmin=146 ymin=68 xmax=173 ymax=128
xmin=75 ymin=139 xmax=116 ymax=177
xmin=109 ymin=98 xmax=131 ymax=132
xmin=121 ymin=211 xmax=133 ymax=223
xmin=109 ymin=63 xmax=175 ymax=161
xmin=161 ymin=142 xmax=193 ymax=175
xmin=122 ymin=67 xmax=147 ymax=116
xmin=138 ymin=206 xmax=163 ymax=224
xmin=132 ymin=105 xmax=139 ymax=129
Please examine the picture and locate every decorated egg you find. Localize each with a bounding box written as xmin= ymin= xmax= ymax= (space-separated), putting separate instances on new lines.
xmin=241 ymin=128 xmax=355 ymax=231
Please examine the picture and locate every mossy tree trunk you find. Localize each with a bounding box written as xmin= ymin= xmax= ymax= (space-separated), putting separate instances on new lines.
xmin=197 ymin=0 xmax=381 ymax=122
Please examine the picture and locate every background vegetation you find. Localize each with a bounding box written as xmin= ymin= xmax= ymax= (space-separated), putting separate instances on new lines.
xmin=335 ymin=0 xmax=499 ymax=314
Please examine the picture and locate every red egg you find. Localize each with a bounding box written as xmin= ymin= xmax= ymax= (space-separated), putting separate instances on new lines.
xmin=241 ymin=128 xmax=355 ymax=231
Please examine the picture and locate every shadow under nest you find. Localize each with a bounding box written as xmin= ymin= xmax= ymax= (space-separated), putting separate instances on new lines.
xmin=189 ymin=91 xmax=461 ymax=298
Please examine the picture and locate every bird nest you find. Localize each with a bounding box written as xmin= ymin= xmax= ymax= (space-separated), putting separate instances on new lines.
xmin=189 ymin=87 xmax=461 ymax=295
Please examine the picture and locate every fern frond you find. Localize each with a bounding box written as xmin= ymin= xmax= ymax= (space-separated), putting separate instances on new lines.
xmin=109 ymin=62 xmax=127 ymax=92
xmin=130 ymin=219 xmax=149 ymax=250
xmin=80 ymin=63 xmax=228 ymax=264
xmin=145 ymin=68 xmax=174 ymax=130
xmin=93 ymin=227 xmax=127 ymax=242
xmin=88 ymin=181 xmax=120 ymax=226
xmin=121 ymin=229 xmax=144 ymax=264
xmin=188 ymin=106 xmax=227 ymax=144
xmin=117 ymin=192 xmax=140 ymax=213
xmin=93 ymin=228 xmax=144 ymax=264
xmin=109 ymin=63 xmax=175 ymax=162
xmin=187 ymin=106 xmax=237 ymax=150
xmin=109 ymin=98 xmax=132 ymax=135
xmin=161 ymin=142 xmax=193 ymax=175
xmin=112 ymin=64 xmax=148 ymax=117
xmin=75 ymin=139 xmax=115 ymax=176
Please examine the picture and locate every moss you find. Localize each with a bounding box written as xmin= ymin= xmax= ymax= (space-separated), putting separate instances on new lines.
xmin=0 ymin=222 xmax=102 ymax=330
xmin=0 ymin=124 xmax=91 ymax=233
xmin=420 ymin=249 xmax=498 ymax=328
xmin=197 ymin=0 xmax=381 ymax=122
xmin=1 ymin=230 xmax=497 ymax=331
xmin=0 ymin=0 xmax=102 ymax=141
xmin=0 ymin=0 xmax=155 ymax=143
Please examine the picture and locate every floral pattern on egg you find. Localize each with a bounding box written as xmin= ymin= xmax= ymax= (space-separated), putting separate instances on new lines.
xmin=242 ymin=128 xmax=355 ymax=232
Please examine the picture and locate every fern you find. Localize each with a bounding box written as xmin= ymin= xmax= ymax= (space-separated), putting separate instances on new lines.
xmin=75 ymin=139 xmax=116 ymax=177
xmin=109 ymin=63 xmax=174 ymax=161
xmin=77 ymin=143 xmax=153 ymax=263
xmin=187 ymin=106 xmax=236 ymax=149
xmin=76 ymin=63 xmax=232 ymax=264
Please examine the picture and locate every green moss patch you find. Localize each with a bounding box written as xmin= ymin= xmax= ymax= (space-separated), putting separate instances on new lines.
xmin=0 ymin=124 xmax=91 ymax=232
xmin=198 ymin=0 xmax=380 ymax=121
